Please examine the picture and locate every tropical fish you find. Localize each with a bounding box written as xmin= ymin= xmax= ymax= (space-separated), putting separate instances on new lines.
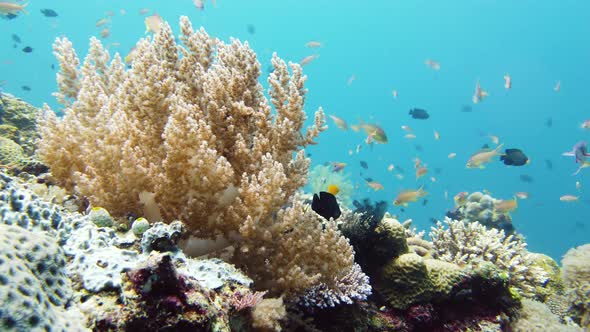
xmin=347 ymin=75 xmax=356 ymax=86
xmin=515 ymin=192 xmax=529 ymax=200
xmin=563 ymin=141 xmax=590 ymax=173
xmin=581 ymin=120 xmax=590 ymax=130
xmin=360 ymin=161 xmax=368 ymax=169
xmin=559 ymin=195 xmax=578 ymax=202
xmin=448 ymin=152 xmax=457 ymax=159
xmin=305 ymin=41 xmax=322 ymax=48
xmin=472 ymin=80 xmax=489 ymax=104
xmin=454 ymin=191 xmax=469 ymax=205
xmin=433 ymin=130 xmax=440 ymax=140
xmin=0 ymin=1 xmax=28 ymax=15
xmin=96 ymin=18 xmax=110 ymax=27
xmin=366 ymin=180 xmax=384 ymax=191
xmin=392 ymin=90 xmax=398 ymax=98
xmin=467 ymin=144 xmax=503 ymax=169
xmin=425 ymin=59 xmax=440 ymax=71
xmin=393 ymin=186 xmax=428 ymax=206
xmin=387 ymin=164 xmax=395 ymax=171
xmin=415 ymin=166 xmax=428 ymax=180
xmin=500 ymin=148 xmax=529 ymax=166
xmin=145 ymin=14 xmax=163 ymax=34
xmin=503 ymin=74 xmax=511 ymax=89
xmin=300 ymin=54 xmax=319 ymax=66
xmin=489 ymin=135 xmax=500 ymax=144
xmin=40 ymin=8 xmax=58 ymax=17
xmin=554 ymin=80 xmax=561 ymax=92
xmin=576 ymin=181 xmax=582 ymax=191
xmin=357 ymin=120 xmax=387 ymax=144
xmin=409 ymin=108 xmax=429 ymax=119
xmin=331 ymin=162 xmax=346 ymax=173
xmin=405 ymin=134 xmax=416 ymax=139
xmin=494 ymin=198 xmax=518 ymax=213
xmin=193 ymin=0 xmax=204 ymax=10
xmin=328 ymin=114 xmax=347 ymax=130
xmin=327 ymin=184 xmax=340 ymax=196
xmin=401 ymin=125 xmax=412 ymax=132
xmin=311 ymin=191 xmax=341 ymax=220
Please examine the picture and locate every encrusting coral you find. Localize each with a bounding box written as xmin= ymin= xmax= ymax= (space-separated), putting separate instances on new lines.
xmin=430 ymin=217 xmax=548 ymax=298
xmin=37 ymin=16 xmax=365 ymax=299
xmin=561 ymin=243 xmax=590 ymax=329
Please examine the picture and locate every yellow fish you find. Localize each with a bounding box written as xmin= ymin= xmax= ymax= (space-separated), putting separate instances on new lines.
xmin=327 ymin=184 xmax=340 ymax=195
xmin=494 ymin=198 xmax=518 ymax=213
xmin=393 ymin=185 xmax=427 ymax=206
xmin=453 ymin=191 xmax=469 ymax=205
xmin=0 ymin=1 xmax=28 ymax=15
xmin=358 ymin=120 xmax=387 ymax=144
xmin=466 ymin=144 xmax=503 ymax=169
xmin=366 ymin=181 xmax=384 ymax=191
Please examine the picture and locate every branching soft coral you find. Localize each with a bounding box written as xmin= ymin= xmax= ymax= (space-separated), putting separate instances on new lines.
xmin=37 ymin=17 xmax=363 ymax=298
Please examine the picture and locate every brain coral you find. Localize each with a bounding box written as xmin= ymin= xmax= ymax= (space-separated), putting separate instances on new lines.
xmin=0 ymin=224 xmax=86 ymax=331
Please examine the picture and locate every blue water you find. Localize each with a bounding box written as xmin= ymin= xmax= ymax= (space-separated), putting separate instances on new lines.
xmin=1 ymin=0 xmax=589 ymax=260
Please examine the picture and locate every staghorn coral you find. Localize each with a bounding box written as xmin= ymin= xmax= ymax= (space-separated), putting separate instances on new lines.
xmin=562 ymin=243 xmax=590 ymax=329
xmin=430 ymin=217 xmax=548 ymax=298
xmin=37 ymin=17 xmax=360 ymax=297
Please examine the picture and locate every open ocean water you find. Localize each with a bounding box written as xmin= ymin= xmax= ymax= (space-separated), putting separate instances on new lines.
xmin=1 ymin=0 xmax=589 ymax=261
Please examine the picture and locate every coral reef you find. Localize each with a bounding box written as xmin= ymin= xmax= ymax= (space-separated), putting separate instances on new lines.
xmin=446 ymin=191 xmax=515 ymax=234
xmin=307 ymin=164 xmax=354 ymax=207
xmin=509 ymin=299 xmax=583 ymax=332
xmin=251 ymin=297 xmax=287 ymax=332
xmin=430 ymin=217 xmax=548 ymax=298
xmin=0 ymin=223 xmax=86 ymax=331
xmin=36 ymin=16 xmax=362 ymax=298
xmin=0 ymin=92 xmax=39 ymax=156
xmin=562 ymin=243 xmax=590 ymax=329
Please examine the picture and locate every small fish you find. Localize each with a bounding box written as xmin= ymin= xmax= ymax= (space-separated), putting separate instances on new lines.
xmin=430 ymin=176 xmax=436 ymax=182
xmin=494 ymin=198 xmax=518 ymax=213
xmin=433 ymin=130 xmax=440 ymax=140
xmin=454 ymin=191 xmax=469 ymax=205
xmin=300 ymin=54 xmax=319 ymax=66
xmin=393 ymin=185 xmax=428 ymax=206
xmin=331 ymin=162 xmax=346 ymax=173
xmin=422 ymin=199 xmax=428 ymax=206
xmin=247 ymin=24 xmax=256 ymax=34
xmin=392 ymin=90 xmax=398 ymax=98
xmin=488 ymin=135 xmax=500 ymax=145
xmin=356 ymin=144 xmax=362 ymax=154
xmin=409 ymin=108 xmax=429 ymax=120
xmin=11 ymin=33 xmax=20 ymax=43
xmin=448 ymin=152 xmax=457 ymax=159
xmin=472 ymin=80 xmax=489 ymax=104
xmin=360 ymin=161 xmax=368 ymax=169
xmin=425 ymin=59 xmax=440 ymax=71
xmin=358 ymin=120 xmax=387 ymax=144
xmin=327 ymin=184 xmax=340 ymax=196
xmin=305 ymin=41 xmax=322 ymax=48
xmin=581 ymin=120 xmax=590 ymax=130
xmin=193 ymin=0 xmax=204 ymax=10
xmin=501 ymin=148 xmax=529 ymax=166
xmin=0 ymin=1 xmax=28 ymax=15
xmin=311 ymin=191 xmax=341 ymax=220
xmin=545 ymin=159 xmax=553 ymax=170
xmin=563 ymin=141 xmax=590 ymax=164
xmin=515 ymin=192 xmax=529 ymax=199
xmin=503 ymin=74 xmax=511 ymax=89
xmin=467 ymin=144 xmax=503 ymax=169
xmin=96 ymin=18 xmax=110 ymax=28
xmin=401 ymin=125 xmax=412 ymax=132
xmin=576 ymin=181 xmax=582 ymax=191
xmin=22 ymin=46 xmax=33 ymax=53
xmin=99 ymin=28 xmax=110 ymax=39
xmin=545 ymin=117 xmax=553 ymax=128
xmin=366 ymin=180 xmax=384 ymax=191
xmin=347 ymin=75 xmax=356 ymax=86
xmin=554 ymin=80 xmax=561 ymax=92
xmin=519 ymin=174 xmax=534 ymax=183
xmin=145 ymin=14 xmax=163 ymax=34
xmin=40 ymin=9 xmax=58 ymax=17
xmin=461 ymin=105 xmax=473 ymax=113
xmin=405 ymin=134 xmax=416 ymax=139
xmin=125 ymin=46 xmax=138 ymax=64
xmin=560 ymin=195 xmax=578 ymax=202
xmin=21 ymin=85 xmax=30 ymax=91
xmin=415 ymin=166 xmax=428 ymax=180
xmin=387 ymin=164 xmax=395 ymax=171
xmin=329 ymin=114 xmax=347 ymax=130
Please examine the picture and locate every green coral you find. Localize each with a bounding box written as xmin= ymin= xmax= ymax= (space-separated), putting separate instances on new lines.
xmin=373 ymin=215 xmax=408 ymax=263
xmin=0 ymin=136 xmax=26 ymax=166
xmin=307 ymin=164 xmax=354 ymax=207
xmin=375 ymin=253 xmax=465 ymax=309
xmin=0 ymin=93 xmax=39 ymax=156
xmin=530 ymin=253 xmax=564 ymax=302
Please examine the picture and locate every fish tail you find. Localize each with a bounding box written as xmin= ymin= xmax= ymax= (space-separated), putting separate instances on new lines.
xmin=21 ymin=2 xmax=29 ymax=14
xmin=494 ymin=143 xmax=504 ymax=152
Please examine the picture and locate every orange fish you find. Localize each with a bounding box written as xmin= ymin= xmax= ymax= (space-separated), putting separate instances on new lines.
xmin=393 ymin=186 xmax=427 ymax=206
xmin=366 ymin=180 xmax=384 ymax=191
xmin=415 ymin=166 xmax=428 ymax=180
xmin=494 ymin=198 xmax=518 ymax=213
xmin=0 ymin=1 xmax=28 ymax=15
